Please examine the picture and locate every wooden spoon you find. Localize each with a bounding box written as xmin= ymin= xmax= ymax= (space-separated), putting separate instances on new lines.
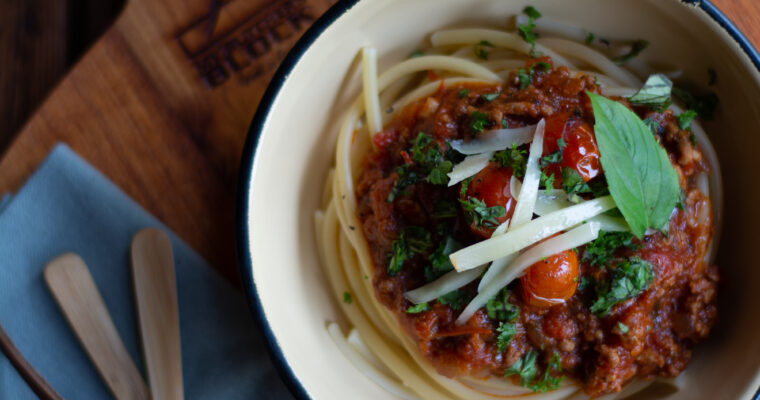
xmin=44 ymin=253 xmax=149 ymax=400
xmin=131 ymin=228 xmax=184 ymax=400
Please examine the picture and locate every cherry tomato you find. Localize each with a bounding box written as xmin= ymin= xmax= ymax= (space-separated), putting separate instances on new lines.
xmin=543 ymin=112 xmax=601 ymax=182
xmin=520 ymin=249 xmax=580 ymax=308
xmin=464 ymin=163 xmax=516 ymax=238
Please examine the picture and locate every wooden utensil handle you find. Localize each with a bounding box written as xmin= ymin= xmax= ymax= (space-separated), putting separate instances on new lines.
xmin=132 ymin=228 xmax=184 ymax=400
xmin=44 ymin=253 xmax=149 ymax=400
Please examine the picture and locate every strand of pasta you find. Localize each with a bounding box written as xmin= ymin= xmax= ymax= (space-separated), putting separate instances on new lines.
xmin=536 ymin=37 xmax=641 ymax=87
xmin=430 ymin=28 xmax=576 ymax=68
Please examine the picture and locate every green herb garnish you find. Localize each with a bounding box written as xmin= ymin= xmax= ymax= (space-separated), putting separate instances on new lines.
xmin=492 ymin=144 xmax=528 ymax=177
xmin=677 ymin=110 xmax=698 ymax=131
xmin=613 ymin=40 xmax=649 ymax=65
xmin=343 ymin=292 xmax=352 ymax=304
xmin=617 ymin=321 xmax=629 ymax=334
xmin=486 ymin=288 xmax=519 ymax=321
xmin=587 ymin=92 xmax=680 ymax=238
xmin=590 ymin=257 xmax=654 ymax=315
xmin=518 ymin=6 xmax=542 ymax=56
xmin=387 ymin=226 xmax=431 ymax=276
xmin=481 ymin=92 xmax=501 ymax=102
xmin=470 ymin=111 xmax=490 ymax=133
xmin=460 ymin=197 xmax=505 ymax=228
xmin=425 ymin=236 xmax=461 ymax=281
xmin=406 ymin=302 xmax=430 ymax=313
xmin=561 ymin=167 xmax=591 ymax=196
xmin=458 ymin=89 xmax=470 ymax=98
xmin=582 ymin=231 xmax=640 ymax=266
xmin=672 ymin=86 xmax=718 ymax=119
xmin=505 ymin=350 xmax=563 ymax=392
xmin=628 ymin=74 xmax=673 ymax=108
xmin=585 ymin=32 xmax=595 ymax=45
xmin=437 ymin=290 xmax=471 ymax=310
xmin=473 ymin=40 xmax=494 ymax=60
xmin=496 ymin=322 xmax=517 ymax=352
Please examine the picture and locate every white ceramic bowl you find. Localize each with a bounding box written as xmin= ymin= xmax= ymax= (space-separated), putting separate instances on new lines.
xmin=237 ymin=0 xmax=760 ymax=398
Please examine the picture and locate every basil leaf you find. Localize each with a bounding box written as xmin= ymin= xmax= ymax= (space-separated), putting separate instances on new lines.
xmin=587 ymin=92 xmax=680 ymax=238
xmin=628 ymin=74 xmax=672 ymax=108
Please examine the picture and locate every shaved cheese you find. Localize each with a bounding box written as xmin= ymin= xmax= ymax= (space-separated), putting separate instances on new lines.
xmin=404 ymin=220 xmax=509 ymax=304
xmin=477 ymin=121 xmax=544 ymax=291
xmin=509 ymin=119 xmax=544 ymax=228
xmin=450 ymin=196 xmax=616 ymax=271
xmin=449 ymin=126 xmax=535 ymax=155
xmin=447 ymin=152 xmax=493 ymax=186
xmin=534 ymin=191 xmax=640 ymax=233
xmin=457 ymin=222 xmax=601 ymax=325
xmin=404 ymin=266 xmax=485 ymax=304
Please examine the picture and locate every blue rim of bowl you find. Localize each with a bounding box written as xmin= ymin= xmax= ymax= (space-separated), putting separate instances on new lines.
xmin=236 ymin=1 xmax=760 ymax=399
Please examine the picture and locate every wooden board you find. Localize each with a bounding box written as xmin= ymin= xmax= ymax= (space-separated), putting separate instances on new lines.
xmin=0 ymin=0 xmax=757 ymax=284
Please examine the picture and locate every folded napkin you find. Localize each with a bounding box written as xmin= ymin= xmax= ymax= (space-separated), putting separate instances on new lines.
xmin=0 ymin=144 xmax=292 ymax=399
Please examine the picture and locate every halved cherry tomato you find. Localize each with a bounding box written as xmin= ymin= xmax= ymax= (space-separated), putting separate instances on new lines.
xmin=464 ymin=162 xmax=516 ymax=238
xmin=543 ymin=112 xmax=601 ymax=182
xmin=520 ymin=249 xmax=579 ymax=308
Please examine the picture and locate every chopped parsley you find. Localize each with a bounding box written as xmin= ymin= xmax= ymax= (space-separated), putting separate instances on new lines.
xmin=590 ymin=257 xmax=654 ymax=316
xmin=585 ymin=32 xmax=595 ymax=45
xmin=643 ymin=117 xmax=661 ymax=136
xmin=613 ymin=40 xmax=649 ymax=65
xmin=582 ymin=231 xmax=640 ymax=266
xmin=617 ymin=321 xmax=629 ymax=334
xmin=672 ymin=86 xmax=718 ymax=119
xmin=437 ymin=290 xmax=471 ymax=310
xmin=425 ymin=236 xmax=461 ymax=281
xmin=540 ymin=171 xmax=555 ymax=194
xmin=492 ymin=145 xmax=528 ymax=177
xmin=577 ymin=275 xmax=593 ymax=291
xmin=480 ymin=92 xmax=501 ymax=102
xmin=496 ymin=322 xmax=517 ymax=352
xmin=531 ymin=353 xmax=563 ymax=393
xmin=387 ymin=132 xmax=455 ymax=201
xmin=516 ymin=61 xmax=552 ymax=90
xmin=539 ymin=150 xmax=562 ymax=169
xmin=460 ymin=197 xmax=505 ymax=228
xmin=387 ymin=226 xmax=431 ymax=276
xmin=406 ymin=302 xmax=430 ymax=313
xmin=505 ymin=350 xmax=563 ymax=392
xmin=561 ymin=167 xmax=591 ymax=196
xmin=343 ymin=292 xmax=352 ymax=304
xmin=505 ymin=350 xmax=538 ymax=386
xmin=473 ymin=40 xmax=494 ymax=60
xmin=518 ymin=6 xmax=542 ymax=56
xmin=458 ymin=89 xmax=470 ymax=98
xmin=486 ymin=288 xmax=520 ymax=321
xmin=470 ymin=111 xmax=490 ymax=133
xmin=677 ymin=110 xmax=698 ymax=131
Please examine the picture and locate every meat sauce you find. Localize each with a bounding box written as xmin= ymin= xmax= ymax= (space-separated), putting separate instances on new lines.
xmin=355 ymin=59 xmax=718 ymax=397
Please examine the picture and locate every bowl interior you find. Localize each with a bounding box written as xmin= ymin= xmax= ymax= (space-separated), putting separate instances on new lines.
xmin=242 ymin=0 xmax=760 ymax=398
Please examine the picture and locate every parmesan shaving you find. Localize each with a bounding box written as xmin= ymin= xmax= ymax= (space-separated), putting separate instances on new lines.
xmin=447 ymin=152 xmax=493 ymax=186
xmin=449 ymin=126 xmax=535 ymax=155
xmin=456 ymin=222 xmax=601 ymax=325
xmin=450 ymin=196 xmax=616 ymax=271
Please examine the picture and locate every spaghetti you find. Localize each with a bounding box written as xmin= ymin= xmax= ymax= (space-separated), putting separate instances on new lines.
xmin=315 ymin=9 xmax=718 ymax=399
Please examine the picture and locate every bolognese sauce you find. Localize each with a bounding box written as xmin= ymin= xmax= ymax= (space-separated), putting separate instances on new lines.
xmin=355 ymin=59 xmax=717 ymax=397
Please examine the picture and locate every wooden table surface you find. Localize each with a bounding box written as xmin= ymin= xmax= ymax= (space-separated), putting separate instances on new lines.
xmin=0 ymin=0 xmax=758 ymax=285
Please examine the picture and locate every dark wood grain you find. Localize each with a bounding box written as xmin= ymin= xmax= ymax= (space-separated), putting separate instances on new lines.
xmin=0 ymin=0 xmax=123 ymax=155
